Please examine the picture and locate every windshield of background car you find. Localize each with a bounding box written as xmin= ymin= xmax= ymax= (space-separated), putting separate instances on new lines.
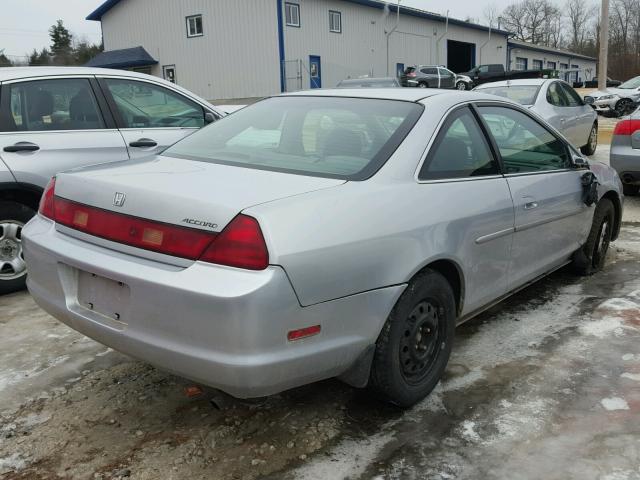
xmin=475 ymin=85 xmax=540 ymax=105
xmin=164 ymin=96 xmax=423 ymax=180
xmin=619 ymin=76 xmax=640 ymax=89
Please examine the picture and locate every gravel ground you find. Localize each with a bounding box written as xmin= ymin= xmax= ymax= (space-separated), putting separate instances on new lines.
xmin=2 ymin=125 xmax=640 ymax=480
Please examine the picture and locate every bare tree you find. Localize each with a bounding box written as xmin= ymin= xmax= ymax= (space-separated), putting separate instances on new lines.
xmin=566 ymin=0 xmax=597 ymax=51
xmin=483 ymin=3 xmax=500 ymax=28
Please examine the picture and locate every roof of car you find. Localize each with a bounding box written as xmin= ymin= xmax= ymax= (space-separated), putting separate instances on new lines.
xmin=474 ymin=78 xmax=552 ymax=88
xmin=0 ymin=66 xmax=163 ymax=83
xmin=283 ymin=88 xmax=514 ymax=106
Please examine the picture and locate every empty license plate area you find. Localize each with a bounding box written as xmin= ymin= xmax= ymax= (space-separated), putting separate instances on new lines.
xmin=77 ymin=270 xmax=130 ymax=325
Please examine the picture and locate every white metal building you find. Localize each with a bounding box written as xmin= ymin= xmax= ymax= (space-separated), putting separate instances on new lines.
xmin=86 ymin=0 xmax=510 ymax=100
xmin=507 ymin=39 xmax=597 ymax=84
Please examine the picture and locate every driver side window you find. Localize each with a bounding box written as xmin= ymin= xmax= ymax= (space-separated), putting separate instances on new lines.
xmin=102 ymin=78 xmax=205 ymax=129
xmin=478 ymin=106 xmax=570 ymax=173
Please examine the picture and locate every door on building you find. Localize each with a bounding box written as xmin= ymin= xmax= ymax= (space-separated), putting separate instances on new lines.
xmin=447 ymin=40 xmax=476 ymax=73
xmin=396 ymin=63 xmax=404 ymax=78
xmin=163 ymin=65 xmax=177 ymax=84
xmin=309 ymin=56 xmax=322 ymax=89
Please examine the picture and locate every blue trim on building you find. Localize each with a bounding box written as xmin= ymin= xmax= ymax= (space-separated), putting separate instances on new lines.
xmin=87 ymin=0 xmax=121 ymax=20
xmin=276 ymin=0 xmax=286 ymax=93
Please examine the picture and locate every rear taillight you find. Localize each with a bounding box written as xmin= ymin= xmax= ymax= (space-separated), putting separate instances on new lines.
xmin=407 ymin=72 xmax=416 ymax=77
xmin=613 ymin=119 xmax=640 ymax=136
xmin=200 ymin=214 xmax=268 ymax=270
xmin=54 ymin=197 xmax=217 ymax=260
xmin=39 ymin=177 xmax=56 ymax=219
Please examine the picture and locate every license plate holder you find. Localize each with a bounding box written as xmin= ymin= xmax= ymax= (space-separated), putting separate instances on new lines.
xmin=77 ymin=270 xmax=130 ymax=325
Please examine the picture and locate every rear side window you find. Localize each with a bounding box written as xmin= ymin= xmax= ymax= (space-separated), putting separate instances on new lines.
xmin=419 ymin=107 xmax=498 ymax=180
xmin=102 ymin=78 xmax=205 ymax=129
xmin=478 ymin=106 xmax=570 ymax=173
xmin=421 ymin=68 xmax=437 ymax=75
xmin=546 ymin=82 xmax=569 ymax=107
xmin=0 ymin=78 xmax=105 ymax=132
xmin=165 ymin=96 xmax=423 ymax=180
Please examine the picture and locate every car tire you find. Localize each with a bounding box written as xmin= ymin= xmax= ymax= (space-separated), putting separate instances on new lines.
xmin=623 ymin=184 xmax=639 ymax=196
xmin=572 ymin=198 xmax=614 ymax=276
xmin=417 ymin=82 xmax=428 ymax=89
xmin=456 ymin=81 xmax=467 ymax=91
xmin=615 ymin=98 xmax=634 ymax=117
xmin=0 ymin=201 xmax=35 ymax=295
xmin=580 ymin=124 xmax=598 ymax=156
xmin=368 ymin=269 xmax=456 ymax=407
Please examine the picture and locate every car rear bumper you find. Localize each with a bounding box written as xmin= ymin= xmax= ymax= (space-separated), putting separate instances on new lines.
xmin=611 ymin=143 xmax=640 ymax=184
xmin=23 ymin=215 xmax=404 ymax=398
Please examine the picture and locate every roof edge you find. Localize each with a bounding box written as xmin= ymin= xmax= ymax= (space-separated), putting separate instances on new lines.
xmin=507 ymin=40 xmax=597 ymax=62
xmin=87 ymin=0 xmax=121 ymax=21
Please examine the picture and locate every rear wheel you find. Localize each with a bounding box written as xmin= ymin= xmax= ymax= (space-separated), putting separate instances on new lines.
xmin=0 ymin=201 xmax=35 ymax=295
xmin=368 ymin=269 xmax=456 ymax=407
xmin=417 ymin=82 xmax=428 ymax=89
xmin=580 ymin=124 xmax=598 ymax=156
xmin=623 ymin=184 xmax=639 ymax=196
xmin=573 ymin=198 xmax=614 ymax=276
xmin=456 ymin=81 xmax=467 ymax=91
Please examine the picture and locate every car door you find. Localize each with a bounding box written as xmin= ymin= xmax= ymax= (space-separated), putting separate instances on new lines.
xmin=417 ymin=106 xmax=514 ymax=313
xmin=98 ymin=77 xmax=211 ymax=159
xmin=543 ymin=81 xmax=574 ymax=142
xmin=0 ymin=76 xmax=129 ymax=188
xmin=420 ymin=67 xmax=439 ymax=88
xmin=477 ymin=104 xmax=590 ymax=289
xmin=559 ymin=82 xmax=595 ymax=148
xmin=438 ymin=68 xmax=456 ymax=89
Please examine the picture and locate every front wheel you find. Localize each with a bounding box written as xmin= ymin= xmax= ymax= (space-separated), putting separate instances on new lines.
xmin=368 ymin=269 xmax=456 ymax=407
xmin=573 ymin=198 xmax=614 ymax=276
xmin=615 ymin=98 xmax=634 ymax=117
xmin=0 ymin=201 xmax=35 ymax=295
xmin=580 ymin=124 xmax=598 ymax=156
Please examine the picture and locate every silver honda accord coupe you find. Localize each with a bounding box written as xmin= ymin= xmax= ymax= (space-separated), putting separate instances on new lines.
xmin=23 ymin=89 xmax=623 ymax=407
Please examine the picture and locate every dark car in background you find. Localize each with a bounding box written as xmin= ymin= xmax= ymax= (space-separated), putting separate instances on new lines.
xmin=459 ymin=64 xmax=548 ymax=87
xmin=584 ymin=77 xmax=622 ymax=89
xmin=400 ymin=66 xmax=458 ymax=89
xmin=336 ymin=77 xmax=401 ymax=88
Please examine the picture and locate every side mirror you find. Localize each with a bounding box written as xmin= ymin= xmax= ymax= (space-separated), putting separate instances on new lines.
xmin=204 ymin=112 xmax=216 ymax=124
xmin=572 ymin=155 xmax=589 ymax=169
xmin=584 ymin=96 xmax=594 ymax=105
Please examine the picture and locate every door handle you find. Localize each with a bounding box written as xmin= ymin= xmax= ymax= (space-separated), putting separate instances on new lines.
xmin=560 ymin=118 xmax=566 ymax=123
xmin=129 ymin=138 xmax=158 ymax=148
xmin=524 ymin=201 xmax=539 ymax=210
xmin=3 ymin=142 xmax=40 ymax=153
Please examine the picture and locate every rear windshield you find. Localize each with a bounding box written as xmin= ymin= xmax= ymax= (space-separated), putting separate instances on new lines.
xmin=475 ymin=85 xmax=540 ymax=105
xmin=164 ymin=96 xmax=423 ymax=180
xmin=404 ymin=67 xmax=416 ymax=74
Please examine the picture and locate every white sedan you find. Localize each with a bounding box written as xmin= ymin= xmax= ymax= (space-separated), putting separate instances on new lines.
xmin=474 ymin=79 xmax=598 ymax=155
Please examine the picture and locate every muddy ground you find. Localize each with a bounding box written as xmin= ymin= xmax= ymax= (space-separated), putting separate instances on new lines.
xmin=1 ymin=134 xmax=640 ymax=480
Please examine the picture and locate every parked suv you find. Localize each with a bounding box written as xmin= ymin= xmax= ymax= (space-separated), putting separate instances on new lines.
xmin=0 ymin=67 xmax=225 ymax=294
xmin=400 ymin=66 xmax=458 ymax=89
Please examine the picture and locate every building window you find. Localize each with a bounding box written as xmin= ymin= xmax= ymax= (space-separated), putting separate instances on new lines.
xmin=559 ymin=63 xmax=568 ymax=70
xmin=532 ymin=59 xmax=543 ymax=70
xmin=329 ymin=10 xmax=342 ymax=33
xmin=515 ymin=57 xmax=528 ymax=71
xmin=547 ymin=61 xmax=556 ymax=70
xmin=186 ymin=15 xmax=203 ymax=37
xmin=285 ymin=3 xmax=300 ymax=27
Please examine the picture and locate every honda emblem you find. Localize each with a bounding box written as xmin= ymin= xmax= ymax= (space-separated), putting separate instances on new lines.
xmin=113 ymin=192 xmax=126 ymax=207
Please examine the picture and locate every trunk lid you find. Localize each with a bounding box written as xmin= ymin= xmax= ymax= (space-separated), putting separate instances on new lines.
xmin=54 ymin=155 xmax=345 ymax=258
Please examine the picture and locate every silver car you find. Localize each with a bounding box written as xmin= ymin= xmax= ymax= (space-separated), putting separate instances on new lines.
xmin=611 ymin=107 xmax=640 ymax=195
xmin=585 ymin=76 xmax=640 ymax=117
xmin=474 ymin=79 xmax=598 ymax=156
xmin=0 ymin=67 xmax=225 ymax=294
xmin=23 ymin=89 xmax=623 ymax=407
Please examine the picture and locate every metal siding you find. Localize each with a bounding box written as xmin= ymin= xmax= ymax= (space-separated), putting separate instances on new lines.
xmin=283 ymin=0 xmax=508 ymax=89
xmin=507 ymin=46 xmax=597 ymax=80
xmin=101 ymin=0 xmax=281 ymax=100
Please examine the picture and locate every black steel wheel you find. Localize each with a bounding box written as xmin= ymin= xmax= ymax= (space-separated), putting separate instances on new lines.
xmin=368 ymin=268 xmax=456 ymax=407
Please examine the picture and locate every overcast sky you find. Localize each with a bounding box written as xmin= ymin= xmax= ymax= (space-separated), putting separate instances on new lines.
xmin=0 ymin=0 xmax=510 ymax=61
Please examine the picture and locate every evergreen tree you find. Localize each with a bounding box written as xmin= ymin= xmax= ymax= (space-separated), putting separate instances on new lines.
xmin=49 ymin=20 xmax=73 ymax=64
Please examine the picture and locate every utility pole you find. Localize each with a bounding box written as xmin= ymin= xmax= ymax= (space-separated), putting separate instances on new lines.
xmin=598 ymin=0 xmax=609 ymax=90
